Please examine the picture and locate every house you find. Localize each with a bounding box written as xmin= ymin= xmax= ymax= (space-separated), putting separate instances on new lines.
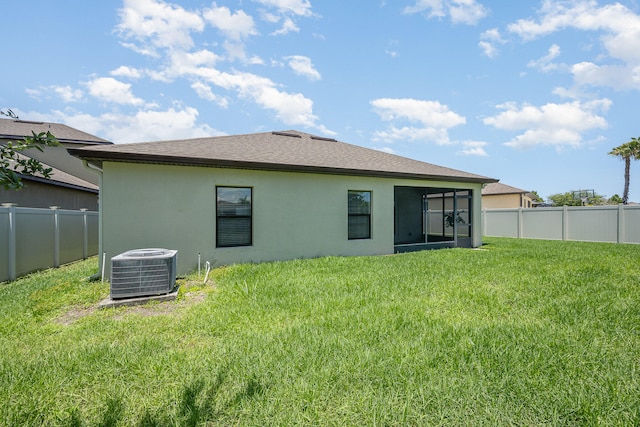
xmin=0 ymin=118 xmax=112 ymax=210
xmin=482 ymin=182 xmax=534 ymax=209
xmin=68 ymin=130 xmax=497 ymax=278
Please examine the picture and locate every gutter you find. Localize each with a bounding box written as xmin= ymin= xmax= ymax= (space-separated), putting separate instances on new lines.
xmin=82 ymin=159 xmax=104 ymax=281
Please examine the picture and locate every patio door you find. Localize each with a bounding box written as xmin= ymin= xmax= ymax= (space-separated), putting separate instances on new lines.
xmin=394 ymin=186 xmax=426 ymax=245
xmin=394 ymin=186 xmax=473 ymax=251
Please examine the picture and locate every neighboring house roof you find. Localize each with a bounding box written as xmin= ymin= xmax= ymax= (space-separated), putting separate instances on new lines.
xmin=482 ymin=182 xmax=528 ymax=196
xmin=0 ymin=118 xmax=111 ymax=145
xmin=68 ymin=130 xmax=497 ymax=184
xmin=11 ymin=152 xmax=98 ymax=192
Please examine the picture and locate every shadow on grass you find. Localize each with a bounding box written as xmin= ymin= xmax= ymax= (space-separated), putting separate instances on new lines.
xmin=59 ymin=367 xmax=266 ymax=426
xmin=138 ymin=369 xmax=266 ymax=427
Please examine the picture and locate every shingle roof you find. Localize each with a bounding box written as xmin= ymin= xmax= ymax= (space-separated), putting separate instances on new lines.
xmin=482 ymin=182 xmax=527 ymax=196
xmin=0 ymin=118 xmax=111 ymax=145
xmin=11 ymin=152 xmax=98 ymax=192
xmin=68 ymin=130 xmax=497 ymax=184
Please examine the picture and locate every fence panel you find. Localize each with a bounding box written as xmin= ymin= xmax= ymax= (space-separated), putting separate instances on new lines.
xmin=15 ymin=208 xmax=56 ymax=278
xmin=484 ymin=209 xmax=519 ymax=238
xmin=522 ymin=208 xmax=563 ymax=240
xmin=567 ymin=207 xmax=618 ymax=243
xmin=483 ymin=205 xmax=640 ymax=244
xmin=0 ymin=209 xmax=9 ymax=281
xmin=0 ymin=205 xmax=98 ymax=282
xmin=623 ymin=208 xmax=640 ymax=243
xmin=59 ymin=210 xmax=85 ymax=264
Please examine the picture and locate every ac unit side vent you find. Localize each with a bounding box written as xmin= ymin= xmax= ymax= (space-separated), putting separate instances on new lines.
xmin=110 ymin=249 xmax=177 ymax=299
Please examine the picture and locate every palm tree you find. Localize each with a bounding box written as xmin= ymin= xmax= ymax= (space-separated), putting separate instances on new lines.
xmin=609 ymin=137 xmax=640 ymax=204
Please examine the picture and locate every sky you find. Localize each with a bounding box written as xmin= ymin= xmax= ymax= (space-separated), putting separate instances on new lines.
xmin=3 ymin=0 xmax=640 ymax=202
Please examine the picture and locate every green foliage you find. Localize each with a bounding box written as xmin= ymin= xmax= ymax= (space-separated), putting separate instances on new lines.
xmin=609 ymin=137 xmax=640 ymax=204
xmin=548 ymin=191 xmax=583 ymax=206
xmin=609 ymin=194 xmax=623 ymax=204
xmin=529 ymin=190 xmax=544 ymax=202
xmin=1 ymin=239 xmax=639 ymax=425
xmin=548 ymin=190 xmax=607 ymax=206
xmin=0 ymin=109 xmax=60 ymax=190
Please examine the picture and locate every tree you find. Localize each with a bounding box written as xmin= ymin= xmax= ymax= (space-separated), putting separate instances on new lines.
xmin=547 ymin=191 xmax=606 ymax=206
xmin=609 ymin=194 xmax=623 ymax=205
xmin=1 ymin=109 xmax=59 ymax=190
xmin=609 ymin=137 xmax=640 ymax=204
xmin=529 ymin=190 xmax=544 ymax=203
xmin=548 ymin=192 xmax=582 ymax=206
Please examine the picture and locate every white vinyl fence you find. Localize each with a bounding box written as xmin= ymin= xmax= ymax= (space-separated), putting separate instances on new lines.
xmin=482 ymin=205 xmax=640 ymax=244
xmin=0 ymin=204 xmax=98 ymax=282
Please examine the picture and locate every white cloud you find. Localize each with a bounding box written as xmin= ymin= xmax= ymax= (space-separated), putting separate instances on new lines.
xmin=52 ymin=85 xmax=84 ymax=103
xmin=203 ymin=5 xmax=257 ymax=40
xmin=85 ymin=77 xmax=145 ymax=106
xmin=285 ymin=55 xmax=321 ymax=80
xmin=527 ymin=44 xmax=561 ymax=72
xmin=371 ymin=98 xmax=465 ymax=144
xmin=111 ymin=0 xmax=327 ymax=133
xmin=111 ymin=66 xmax=144 ymax=79
xmin=254 ymin=0 xmax=313 ymax=17
xmin=479 ymin=28 xmax=504 ymax=58
xmin=483 ymin=99 xmax=611 ymax=149
xmin=508 ymin=1 xmax=638 ymax=41
xmin=571 ymin=62 xmax=640 ymax=91
xmin=191 ymin=81 xmax=229 ymax=108
xmin=117 ymin=0 xmax=205 ymax=55
xmin=449 ymin=0 xmax=488 ymax=25
xmin=404 ymin=0 xmax=488 ymax=25
xmin=271 ymin=17 xmax=300 ymax=35
xmin=457 ymin=140 xmax=488 ymax=156
xmin=506 ymin=1 xmax=640 ymax=90
xmin=26 ymin=107 xmax=224 ymax=143
xmin=107 ymin=107 xmax=223 ymax=142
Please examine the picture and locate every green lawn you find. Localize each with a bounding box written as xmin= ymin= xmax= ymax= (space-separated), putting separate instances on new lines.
xmin=1 ymin=237 xmax=639 ymax=426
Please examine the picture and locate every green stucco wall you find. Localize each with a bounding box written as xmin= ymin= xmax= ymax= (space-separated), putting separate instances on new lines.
xmin=101 ymin=162 xmax=484 ymax=277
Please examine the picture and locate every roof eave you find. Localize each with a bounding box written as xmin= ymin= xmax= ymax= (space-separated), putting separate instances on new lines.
xmin=19 ymin=174 xmax=99 ymax=193
xmin=68 ymin=149 xmax=497 ymax=184
xmin=1 ymin=135 xmax=112 ymax=145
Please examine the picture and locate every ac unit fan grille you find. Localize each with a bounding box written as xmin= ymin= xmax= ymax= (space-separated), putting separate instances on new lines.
xmin=110 ymin=249 xmax=177 ymax=299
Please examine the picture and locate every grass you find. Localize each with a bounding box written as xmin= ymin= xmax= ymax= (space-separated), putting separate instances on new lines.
xmin=1 ymin=237 xmax=639 ymax=426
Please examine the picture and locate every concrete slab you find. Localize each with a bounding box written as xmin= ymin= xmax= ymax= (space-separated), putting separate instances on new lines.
xmin=98 ymin=286 xmax=180 ymax=309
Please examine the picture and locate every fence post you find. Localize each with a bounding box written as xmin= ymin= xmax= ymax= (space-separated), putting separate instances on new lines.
xmin=618 ymin=204 xmax=625 ymax=244
xmin=518 ymin=208 xmax=523 ymax=238
xmin=562 ymin=206 xmax=569 ymax=241
xmin=50 ymin=206 xmax=60 ymax=268
xmin=81 ymin=208 xmax=88 ymax=259
xmin=3 ymin=203 xmax=17 ymax=282
xmin=482 ymin=208 xmax=486 ymax=236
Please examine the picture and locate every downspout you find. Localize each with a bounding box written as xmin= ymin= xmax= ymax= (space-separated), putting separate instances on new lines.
xmin=82 ymin=160 xmax=104 ymax=281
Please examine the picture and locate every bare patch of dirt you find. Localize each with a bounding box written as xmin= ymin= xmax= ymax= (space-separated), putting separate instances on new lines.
xmin=55 ymin=306 xmax=98 ymax=326
xmin=54 ymin=288 xmax=209 ymax=325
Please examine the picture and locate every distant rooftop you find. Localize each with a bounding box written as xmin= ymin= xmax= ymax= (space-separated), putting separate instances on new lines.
xmin=69 ymin=130 xmax=497 ymax=184
xmin=0 ymin=118 xmax=111 ymax=145
xmin=11 ymin=152 xmax=97 ymax=192
xmin=482 ymin=182 xmax=528 ymax=196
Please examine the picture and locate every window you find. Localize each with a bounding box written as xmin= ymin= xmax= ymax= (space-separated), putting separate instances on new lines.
xmin=216 ymin=187 xmax=252 ymax=247
xmin=348 ymin=190 xmax=371 ymax=239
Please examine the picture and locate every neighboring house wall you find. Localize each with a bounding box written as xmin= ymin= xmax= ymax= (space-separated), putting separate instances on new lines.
xmin=24 ymin=143 xmax=101 ymax=185
xmin=0 ymin=180 xmax=98 ymax=210
xmin=101 ymin=162 xmax=484 ymax=277
xmin=483 ymin=193 xmax=531 ymax=209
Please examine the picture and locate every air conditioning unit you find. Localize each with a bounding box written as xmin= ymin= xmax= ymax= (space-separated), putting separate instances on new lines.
xmin=110 ymin=248 xmax=178 ymax=299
